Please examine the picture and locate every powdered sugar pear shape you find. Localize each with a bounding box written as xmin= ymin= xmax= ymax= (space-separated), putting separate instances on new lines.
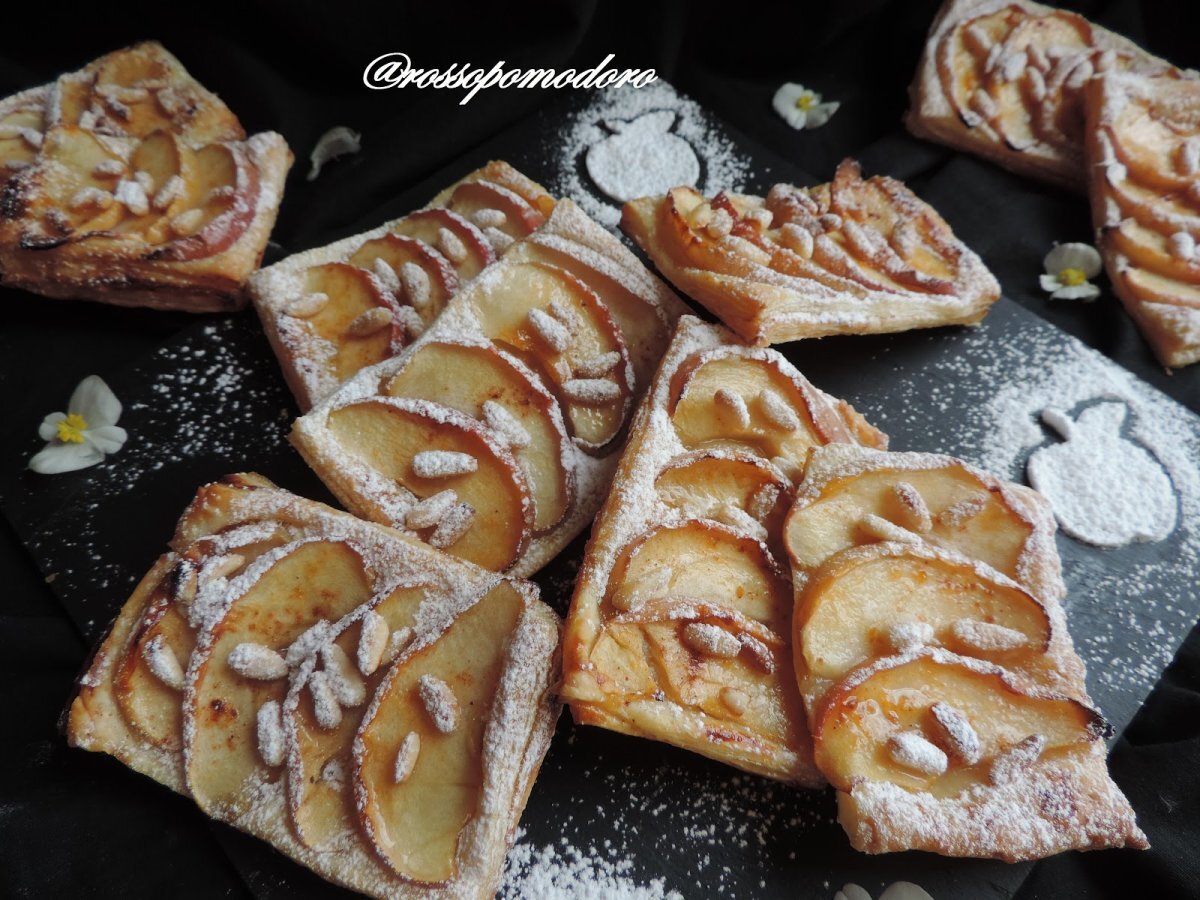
xmin=1027 ymin=400 xmax=1177 ymax=547
xmin=585 ymin=110 xmax=701 ymax=203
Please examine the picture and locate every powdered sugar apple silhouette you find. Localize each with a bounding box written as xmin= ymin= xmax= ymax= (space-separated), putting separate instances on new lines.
xmin=585 ymin=110 xmax=701 ymax=203
xmin=1027 ymin=400 xmax=1177 ymax=547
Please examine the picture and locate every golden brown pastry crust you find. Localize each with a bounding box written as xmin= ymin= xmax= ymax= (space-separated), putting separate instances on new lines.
xmin=905 ymin=0 xmax=1189 ymax=191
xmin=1084 ymin=72 xmax=1200 ymax=368
xmin=621 ymin=160 xmax=999 ymax=346
xmin=66 ymin=473 xmax=561 ymax=899
xmin=0 ymin=42 xmax=291 ymax=312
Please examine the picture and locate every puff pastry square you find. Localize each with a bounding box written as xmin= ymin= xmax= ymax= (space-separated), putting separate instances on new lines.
xmin=290 ymin=198 xmax=688 ymax=577
xmin=785 ymin=443 xmax=1146 ymax=860
xmin=1084 ymin=72 xmax=1200 ymax=368
xmin=905 ymin=0 xmax=1188 ymax=191
xmin=248 ymin=160 xmax=557 ymax=410
xmin=67 ymin=473 xmax=561 ymax=899
xmin=0 ymin=42 xmax=291 ymax=312
xmin=559 ymin=315 xmax=887 ymax=784
xmin=621 ymin=159 xmax=999 ymax=346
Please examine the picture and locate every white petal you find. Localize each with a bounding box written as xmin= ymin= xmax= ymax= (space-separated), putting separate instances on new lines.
xmin=83 ymin=424 xmax=128 ymax=454
xmin=29 ymin=442 xmax=104 ymax=474
xmin=1039 ymin=273 xmax=1064 ymax=292
xmin=68 ymin=375 xmax=121 ymax=427
xmin=38 ymin=412 xmax=67 ymax=442
xmin=772 ymin=82 xmax=806 ymax=112
xmin=1051 ymin=283 xmax=1101 ymax=301
xmin=1044 ymin=242 xmax=1102 ymax=278
xmin=804 ymin=102 xmax=840 ymax=129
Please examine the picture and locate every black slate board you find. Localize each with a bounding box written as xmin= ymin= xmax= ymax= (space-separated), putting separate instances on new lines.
xmin=3 ymin=83 xmax=1199 ymax=900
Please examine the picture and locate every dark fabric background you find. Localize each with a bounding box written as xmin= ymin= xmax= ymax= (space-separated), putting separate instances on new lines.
xmin=1 ymin=1 xmax=1197 ymax=898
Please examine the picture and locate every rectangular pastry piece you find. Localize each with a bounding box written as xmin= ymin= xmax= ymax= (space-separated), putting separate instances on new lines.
xmin=905 ymin=0 xmax=1189 ymax=191
xmin=67 ymin=473 xmax=561 ymax=899
xmin=0 ymin=42 xmax=291 ymax=312
xmin=621 ymin=159 xmax=999 ymax=346
xmin=1084 ymin=72 xmax=1200 ymax=368
xmin=248 ymin=160 xmax=557 ymax=410
xmin=290 ymin=198 xmax=689 ymax=577
xmin=559 ymin=315 xmax=887 ymax=784
xmin=784 ymin=443 xmax=1146 ymax=860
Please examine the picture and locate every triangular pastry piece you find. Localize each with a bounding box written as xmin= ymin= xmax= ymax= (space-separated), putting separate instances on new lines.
xmin=905 ymin=0 xmax=1189 ymax=191
xmin=290 ymin=199 xmax=688 ymax=577
xmin=67 ymin=474 xmax=561 ymax=898
xmin=621 ymin=160 xmax=999 ymax=346
xmin=248 ymin=160 xmax=558 ymax=410
xmin=0 ymin=42 xmax=291 ymax=311
xmin=559 ymin=316 xmax=887 ymax=784
xmin=1084 ymin=72 xmax=1200 ymax=367
xmin=785 ymin=444 xmax=1146 ymax=859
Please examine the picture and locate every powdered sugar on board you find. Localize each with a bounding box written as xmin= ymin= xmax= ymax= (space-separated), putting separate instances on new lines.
xmin=549 ymin=80 xmax=753 ymax=227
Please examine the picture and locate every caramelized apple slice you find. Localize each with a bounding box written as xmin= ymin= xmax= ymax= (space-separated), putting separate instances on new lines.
xmin=285 ymin=580 xmax=430 ymax=850
xmin=668 ymin=349 xmax=835 ymax=479
xmin=0 ymin=105 xmax=44 ymax=171
xmin=1108 ymin=217 xmax=1200 ymax=284
xmin=185 ymin=540 xmax=374 ymax=818
xmin=326 ymin=398 xmax=533 ymax=571
xmin=786 ymin=450 xmax=1039 ymax=587
xmin=446 ymin=179 xmax=546 ymax=243
xmin=1104 ymin=165 xmax=1200 ymax=235
xmin=795 ymin=543 xmax=1053 ymax=693
xmin=355 ymin=582 xmax=525 ymax=883
xmin=298 ymin=262 xmax=406 ymax=382
xmin=814 ymin=651 xmax=1106 ymax=796
xmin=654 ymin=450 xmax=789 ymax=539
xmin=110 ymin=130 xmax=188 ymax=241
xmin=157 ymin=142 xmax=259 ymax=260
xmin=466 ymin=260 xmax=633 ymax=451
xmin=605 ymin=521 xmax=789 ymax=628
xmin=384 ymin=341 xmax=573 ymax=534
xmin=390 ymin=208 xmax=495 ymax=280
xmin=1121 ymin=265 xmax=1200 ymax=309
xmin=32 ymin=127 xmax=126 ymax=236
xmin=347 ymin=234 xmax=459 ymax=326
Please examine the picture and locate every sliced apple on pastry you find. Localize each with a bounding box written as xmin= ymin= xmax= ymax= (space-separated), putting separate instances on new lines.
xmin=465 ymin=260 xmax=634 ymax=451
xmin=0 ymin=105 xmax=44 ymax=172
xmin=155 ymin=141 xmax=260 ymax=261
xmin=383 ymin=340 xmax=573 ymax=534
xmin=1107 ymin=217 xmax=1200 ymax=284
xmin=26 ymin=127 xmax=127 ymax=238
xmin=354 ymin=581 xmax=525 ymax=883
xmin=185 ymin=540 xmax=374 ymax=819
xmin=785 ymin=452 xmax=1039 ymax=587
xmin=390 ymin=208 xmax=495 ymax=280
xmin=1103 ymin=166 xmax=1200 ymax=236
xmin=813 ymin=651 xmax=1107 ymax=797
xmin=325 ymin=397 xmax=533 ymax=571
xmin=795 ymin=542 xmax=1054 ymax=696
xmin=605 ymin=521 xmax=789 ymax=628
xmin=347 ymin=234 xmax=459 ymax=326
xmin=295 ymin=262 xmax=406 ymax=381
xmin=284 ymin=580 xmax=431 ymax=850
xmin=446 ymin=179 xmax=546 ymax=246
xmin=106 ymin=129 xmax=190 ymax=242
xmin=654 ymin=449 xmax=789 ymax=539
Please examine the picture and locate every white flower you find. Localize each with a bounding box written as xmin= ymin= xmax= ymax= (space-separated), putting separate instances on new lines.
xmin=835 ymin=882 xmax=934 ymax=900
xmin=772 ymin=82 xmax=840 ymax=130
xmin=29 ymin=375 xmax=127 ymax=474
xmin=1039 ymin=242 xmax=1103 ymax=300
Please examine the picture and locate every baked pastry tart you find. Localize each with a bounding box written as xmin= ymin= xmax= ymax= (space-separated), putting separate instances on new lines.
xmin=1084 ymin=72 xmax=1200 ymax=367
xmin=0 ymin=42 xmax=291 ymax=311
xmin=559 ymin=315 xmax=887 ymax=783
xmin=290 ymin=199 xmax=687 ymax=577
xmin=785 ymin=444 xmax=1146 ymax=859
xmin=905 ymin=0 xmax=1188 ymax=191
xmin=248 ymin=161 xmax=557 ymax=409
xmin=621 ymin=160 xmax=999 ymax=346
xmin=67 ymin=473 xmax=561 ymax=899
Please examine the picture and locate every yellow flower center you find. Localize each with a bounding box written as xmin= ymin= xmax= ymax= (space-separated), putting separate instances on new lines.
xmin=795 ymin=92 xmax=817 ymax=111
xmin=56 ymin=413 xmax=88 ymax=444
xmin=1058 ymin=267 xmax=1087 ymax=286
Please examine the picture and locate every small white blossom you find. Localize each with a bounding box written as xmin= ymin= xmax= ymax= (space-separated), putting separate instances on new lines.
xmin=29 ymin=376 xmax=127 ymax=474
xmin=1039 ymin=242 xmax=1102 ymax=301
xmin=772 ymin=82 xmax=840 ymax=130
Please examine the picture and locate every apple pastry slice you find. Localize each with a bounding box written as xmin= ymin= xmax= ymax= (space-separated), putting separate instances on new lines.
xmin=249 ymin=160 xmax=556 ymax=411
xmin=905 ymin=0 xmax=1188 ymax=190
xmin=0 ymin=41 xmax=291 ymax=311
xmin=292 ymin=199 xmax=687 ymax=577
xmin=814 ymin=651 xmax=1146 ymax=860
xmin=1084 ymin=72 xmax=1200 ymax=367
xmin=621 ymin=161 xmax=1000 ymax=345
xmin=67 ymin=474 xmax=561 ymax=899
xmin=560 ymin=316 xmax=886 ymax=783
